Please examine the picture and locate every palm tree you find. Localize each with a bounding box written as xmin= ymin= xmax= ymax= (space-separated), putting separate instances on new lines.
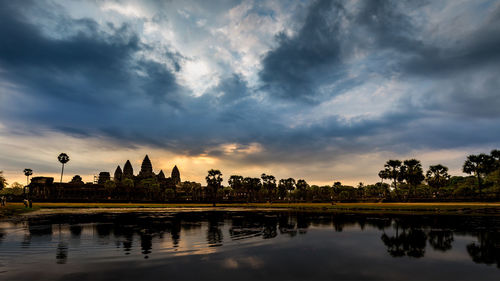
xmin=381 ymin=160 xmax=404 ymax=200
xmin=57 ymin=153 xmax=70 ymax=183
xmin=463 ymin=154 xmax=495 ymax=198
xmin=206 ymin=169 xmax=223 ymax=207
xmin=23 ymin=168 xmax=33 ymax=185
xmin=402 ymin=159 xmax=424 ymax=201
xmin=425 ymin=164 xmax=450 ymax=197
xmin=23 ymin=168 xmax=33 ymax=196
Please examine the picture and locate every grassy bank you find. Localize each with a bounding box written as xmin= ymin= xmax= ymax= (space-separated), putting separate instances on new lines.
xmin=2 ymin=202 xmax=499 ymax=217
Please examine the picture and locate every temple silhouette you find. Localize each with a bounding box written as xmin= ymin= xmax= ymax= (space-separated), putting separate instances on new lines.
xmin=29 ymin=155 xmax=193 ymax=202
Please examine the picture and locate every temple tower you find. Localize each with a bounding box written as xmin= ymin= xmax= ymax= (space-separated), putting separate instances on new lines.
xmin=114 ymin=165 xmax=122 ymax=182
xmin=157 ymin=170 xmax=166 ymax=180
xmin=138 ymin=155 xmax=154 ymax=178
xmin=171 ymin=165 xmax=181 ymax=185
xmin=123 ymin=160 xmax=134 ymax=179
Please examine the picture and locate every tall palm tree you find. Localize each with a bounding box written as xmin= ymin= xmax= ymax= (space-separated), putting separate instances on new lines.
xmin=23 ymin=168 xmax=33 ymax=196
xmin=402 ymin=159 xmax=424 ymax=201
xmin=425 ymin=164 xmax=449 ymax=197
xmin=206 ymin=169 xmax=223 ymax=207
xmin=23 ymin=168 xmax=33 ymax=185
xmin=381 ymin=160 xmax=404 ymax=200
xmin=57 ymin=153 xmax=70 ymax=183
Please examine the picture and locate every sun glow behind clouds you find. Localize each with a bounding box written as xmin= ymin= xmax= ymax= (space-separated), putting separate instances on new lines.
xmin=1 ymin=0 xmax=500 ymax=187
xmin=101 ymin=2 xmax=149 ymax=18
xmin=180 ymin=59 xmax=218 ymax=97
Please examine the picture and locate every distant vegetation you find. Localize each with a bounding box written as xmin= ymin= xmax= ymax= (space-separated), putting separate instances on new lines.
xmin=5 ymin=149 xmax=500 ymax=203
xmin=207 ymin=149 xmax=500 ymax=203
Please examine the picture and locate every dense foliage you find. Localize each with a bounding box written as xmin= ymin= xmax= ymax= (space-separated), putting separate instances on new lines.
xmin=17 ymin=149 xmax=500 ymax=202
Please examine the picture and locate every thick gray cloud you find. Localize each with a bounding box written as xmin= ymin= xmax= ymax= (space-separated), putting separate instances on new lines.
xmin=259 ymin=0 xmax=346 ymax=102
xmin=258 ymin=0 xmax=426 ymax=102
xmin=1 ymin=0 xmax=499 ymax=180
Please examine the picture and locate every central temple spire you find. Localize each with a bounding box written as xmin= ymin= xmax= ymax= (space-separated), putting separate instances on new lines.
xmin=138 ymin=155 xmax=154 ymax=178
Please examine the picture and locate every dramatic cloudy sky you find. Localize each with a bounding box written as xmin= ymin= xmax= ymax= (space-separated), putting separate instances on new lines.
xmin=1 ymin=0 xmax=499 ymax=186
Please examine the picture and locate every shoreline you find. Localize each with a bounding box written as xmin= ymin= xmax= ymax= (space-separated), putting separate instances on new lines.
xmin=2 ymin=202 xmax=500 ymax=218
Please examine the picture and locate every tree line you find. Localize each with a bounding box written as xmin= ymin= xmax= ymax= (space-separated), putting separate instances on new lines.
xmin=204 ymin=149 xmax=500 ymax=204
xmin=2 ymin=149 xmax=499 ymax=202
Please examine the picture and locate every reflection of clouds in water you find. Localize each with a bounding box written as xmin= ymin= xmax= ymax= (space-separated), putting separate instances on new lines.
xmin=223 ymin=256 xmax=263 ymax=269
xmin=224 ymin=258 xmax=238 ymax=269
xmin=0 ymin=211 xmax=499 ymax=275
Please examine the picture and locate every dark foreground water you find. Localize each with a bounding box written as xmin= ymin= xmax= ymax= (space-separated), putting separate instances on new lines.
xmin=0 ymin=210 xmax=499 ymax=280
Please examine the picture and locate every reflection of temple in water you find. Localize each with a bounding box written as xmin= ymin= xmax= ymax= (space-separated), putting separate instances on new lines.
xmin=15 ymin=212 xmax=500 ymax=267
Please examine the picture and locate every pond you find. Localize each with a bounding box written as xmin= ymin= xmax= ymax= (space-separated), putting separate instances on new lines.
xmin=0 ymin=210 xmax=499 ymax=280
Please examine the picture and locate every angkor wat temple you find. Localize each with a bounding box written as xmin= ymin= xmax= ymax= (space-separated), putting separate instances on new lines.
xmin=29 ymin=155 xmax=200 ymax=202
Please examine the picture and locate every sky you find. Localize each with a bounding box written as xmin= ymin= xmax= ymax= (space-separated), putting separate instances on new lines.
xmin=1 ymin=0 xmax=500 ymax=186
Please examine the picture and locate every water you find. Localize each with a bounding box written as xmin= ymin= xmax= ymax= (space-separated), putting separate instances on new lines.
xmin=0 ymin=210 xmax=499 ymax=280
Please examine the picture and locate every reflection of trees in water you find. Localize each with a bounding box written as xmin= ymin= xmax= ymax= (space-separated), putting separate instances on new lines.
xmin=262 ymin=216 xmax=278 ymax=239
xmin=467 ymin=232 xmax=500 ymax=268
xmin=207 ymin=212 xmax=223 ymax=247
xmin=56 ymin=241 xmax=68 ymax=264
xmin=278 ymin=214 xmax=297 ymax=237
xmin=28 ymin=222 xmax=53 ymax=236
xmin=428 ymin=230 xmax=454 ymax=251
xmin=96 ymin=223 xmax=112 ymax=237
xmin=140 ymin=233 xmax=152 ymax=259
xmin=381 ymin=222 xmax=427 ymax=258
xmin=229 ymin=213 xmax=279 ymax=240
xmin=21 ymin=234 xmax=31 ymax=248
xmin=70 ymin=224 xmax=82 ymax=237
xmin=379 ymin=215 xmax=500 ymax=265
xmin=20 ymin=211 xmax=500 ymax=267
xmin=170 ymin=217 xmax=181 ymax=248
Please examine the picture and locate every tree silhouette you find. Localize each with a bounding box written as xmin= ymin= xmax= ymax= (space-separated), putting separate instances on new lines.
xmin=206 ymin=169 xmax=223 ymax=207
xmin=228 ymin=175 xmax=244 ymax=199
xmin=426 ymin=165 xmax=450 ymax=197
xmin=463 ymin=154 xmax=495 ymax=198
xmin=243 ymin=177 xmax=261 ymax=202
xmin=261 ymin=173 xmax=277 ymax=203
xmin=296 ymin=179 xmax=309 ymax=201
xmin=491 ymin=149 xmax=500 ymax=163
xmin=57 ymin=153 xmax=70 ymax=183
xmin=402 ymin=159 xmax=424 ymax=200
xmin=279 ymin=178 xmax=295 ymax=201
xmin=70 ymin=175 xmax=84 ymax=184
xmin=277 ymin=179 xmax=288 ymax=200
xmin=380 ymin=160 xmax=404 ymax=200
xmin=23 ymin=168 xmax=33 ymax=186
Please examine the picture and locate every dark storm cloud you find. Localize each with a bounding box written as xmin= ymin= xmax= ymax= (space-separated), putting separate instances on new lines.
xmin=259 ymin=0 xmax=346 ymax=102
xmin=403 ymin=4 xmax=500 ymax=77
xmin=260 ymin=0 xmax=500 ymax=106
xmin=0 ymin=1 xmax=180 ymax=106
xmin=257 ymin=0 xmax=500 ymax=148
xmin=1 ymin=0 xmax=500 ymax=173
xmin=259 ymin=0 xmax=427 ymax=102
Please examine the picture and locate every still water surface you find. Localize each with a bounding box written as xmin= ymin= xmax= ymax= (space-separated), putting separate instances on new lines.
xmin=0 ymin=210 xmax=499 ymax=280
